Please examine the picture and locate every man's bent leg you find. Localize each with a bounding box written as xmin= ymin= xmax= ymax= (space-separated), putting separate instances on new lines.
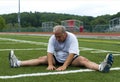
xmin=71 ymin=56 xmax=99 ymax=70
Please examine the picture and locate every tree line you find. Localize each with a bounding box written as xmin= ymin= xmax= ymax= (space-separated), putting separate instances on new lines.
xmin=0 ymin=11 xmax=120 ymax=31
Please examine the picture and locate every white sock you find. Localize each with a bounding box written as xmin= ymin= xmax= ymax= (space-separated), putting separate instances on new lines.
xmin=98 ymin=64 xmax=101 ymax=71
xmin=17 ymin=60 xmax=21 ymax=67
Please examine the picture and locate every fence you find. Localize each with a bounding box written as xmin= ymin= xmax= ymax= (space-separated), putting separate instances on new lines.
xmin=1 ymin=25 xmax=116 ymax=33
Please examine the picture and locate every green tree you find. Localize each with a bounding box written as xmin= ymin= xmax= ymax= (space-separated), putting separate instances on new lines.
xmin=0 ymin=16 xmax=6 ymax=31
xmin=90 ymin=15 xmax=111 ymax=25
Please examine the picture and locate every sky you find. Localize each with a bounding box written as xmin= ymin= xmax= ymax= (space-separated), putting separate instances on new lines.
xmin=0 ymin=0 xmax=120 ymax=17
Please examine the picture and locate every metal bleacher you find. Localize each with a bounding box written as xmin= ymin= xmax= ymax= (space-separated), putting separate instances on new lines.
xmin=108 ymin=17 xmax=120 ymax=32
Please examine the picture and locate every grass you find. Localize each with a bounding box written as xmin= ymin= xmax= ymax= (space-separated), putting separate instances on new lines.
xmin=0 ymin=34 xmax=120 ymax=82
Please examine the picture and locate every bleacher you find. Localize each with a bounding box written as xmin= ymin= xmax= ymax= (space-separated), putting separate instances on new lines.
xmin=108 ymin=25 xmax=120 ymax=32
xmin=108 ymin=17 xmax=120 ymax=32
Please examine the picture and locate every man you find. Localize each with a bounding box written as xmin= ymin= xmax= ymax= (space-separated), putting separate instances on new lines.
xmin=9 ymin=25 xmax=113 ymax=72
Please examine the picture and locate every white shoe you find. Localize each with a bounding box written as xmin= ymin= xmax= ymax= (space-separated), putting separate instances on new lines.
xmin=9 ymin=50 xmax=19 ymax=68
xmin=99 ymin=53 xmax=113 ymax=72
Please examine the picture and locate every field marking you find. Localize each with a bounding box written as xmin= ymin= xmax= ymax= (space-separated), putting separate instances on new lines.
xmin=0 ymin=42 xmax=18 ymax=44
xmin=0 ymin=37 xmax=119 ymax=52
xmin=91 ymin=49 xmax=120 ymax=53
xmin=0 ymin=37 xmax=120 ymax=79
xmin=112 ymin=54 xmax=120 ymax=56
xmin=0 ymin=67 xmax=120 ymax=79
xmin=0 ymin=48 xmax=120 ymax=57
xmin=80 ymin=47 xmax=120 ymax=56
xmin=0 ymin=37 xmax=119 ymax=56
xmin=0 ymin=48 xmax=46 ymax=51
xmin=0 ymin=37 xmax=48 ymax=46
xmin=0 ymin=47 xmax=120 ymax=56
xmin=80 ymin=39 xmax=120 ymax=44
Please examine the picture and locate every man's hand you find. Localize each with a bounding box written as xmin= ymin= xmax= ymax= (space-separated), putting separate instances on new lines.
xmin=56 ymin=66 xmax=67 ymax=71
xmin=56 ymin=54 xmax=74 ymax=71
xmin=46 ymin=65 xmax=56 ymax=70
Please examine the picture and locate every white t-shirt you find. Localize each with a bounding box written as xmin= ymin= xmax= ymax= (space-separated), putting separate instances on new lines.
xmin=47 ymin=32 xmax=79 ymax=63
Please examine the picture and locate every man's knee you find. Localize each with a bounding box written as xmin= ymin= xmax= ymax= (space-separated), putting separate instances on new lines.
xmin=38 ymin=56 xmax=47 ymax=59
xmin=79 ymin=56 xmax=89 ymax=62
xmin=73 ymin=56 xmax=89 ymax=66
xmin=38 ymin=56 xmax=48 ymax=64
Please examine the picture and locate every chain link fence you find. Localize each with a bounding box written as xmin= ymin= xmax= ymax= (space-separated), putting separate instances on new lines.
xmin=1 ymin=25 xmax=120 ymax=32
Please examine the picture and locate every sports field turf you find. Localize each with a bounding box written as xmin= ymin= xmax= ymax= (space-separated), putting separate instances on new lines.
xmin=0 ymin=33 xmax=120 ymax=82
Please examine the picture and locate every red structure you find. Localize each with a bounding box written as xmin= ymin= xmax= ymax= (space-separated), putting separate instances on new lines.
xmin=61 ymin=19 xmax=83 ymax=32
xmin=80 ymin=26 xmax=84 ymax=32
xmin=67 ymin=20 xmax=74 ymax=27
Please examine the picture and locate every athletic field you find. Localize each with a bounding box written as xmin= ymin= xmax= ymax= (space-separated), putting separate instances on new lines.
xmin=0 ymin=33 xmax=120 ymax=82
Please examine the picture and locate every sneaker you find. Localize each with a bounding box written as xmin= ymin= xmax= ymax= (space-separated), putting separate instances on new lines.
xmin=99 ymin=53 xmax=113 ymax=72
xmin=9 ymin=50 xmax=19 ymax=68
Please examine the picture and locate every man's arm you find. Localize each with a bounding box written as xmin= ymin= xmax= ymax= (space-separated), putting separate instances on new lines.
xmin=46 ymin=53 xmax=56 ymax=70
xmin=56 ymin=53 xmax=74 ymax=71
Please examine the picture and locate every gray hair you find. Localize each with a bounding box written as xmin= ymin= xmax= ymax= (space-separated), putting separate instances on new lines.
xmin=53 ymin=25 xmax=66 ymax=33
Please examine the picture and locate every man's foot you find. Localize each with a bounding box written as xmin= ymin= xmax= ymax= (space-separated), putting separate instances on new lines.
xmin=9 ymin=50 xmax=19 ymax=68
xmin=99 ymin=53 xmax=113 ymax=72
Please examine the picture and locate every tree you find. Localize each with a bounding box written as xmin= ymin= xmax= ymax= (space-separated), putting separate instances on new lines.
xmin=0 ymin=16 xmax=6 ymax=31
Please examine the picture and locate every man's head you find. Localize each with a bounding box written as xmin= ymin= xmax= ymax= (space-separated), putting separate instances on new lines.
xmin=53 ymin=25 xmax=67 ymax=42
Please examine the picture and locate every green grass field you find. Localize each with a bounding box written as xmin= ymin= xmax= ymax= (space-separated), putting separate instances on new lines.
xmin=0 ymin=34 xmax=120 ymax=82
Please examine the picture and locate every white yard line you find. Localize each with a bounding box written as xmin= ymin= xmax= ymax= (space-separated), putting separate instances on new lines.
xmin=91 ymin=50 xmax=120 ymax=53
xmin=0 ymin=42 xmax=18 ymax=44
xmin=0 ymin=48 xmax=46 ymax=51
xmin=80 ymin=47 xmax=120 ymax=56
xmin=0 ymin=37 xmax=48 ymax=46
xmin=112 ymin=54 xmax=120 ymax=56
xmin=0 ymin=48 xmax=120 ymax=56
xmin=0 ymin=67 xmax=120 ymax=79
xmin=80 ymin=39 xmax=120 ymax=44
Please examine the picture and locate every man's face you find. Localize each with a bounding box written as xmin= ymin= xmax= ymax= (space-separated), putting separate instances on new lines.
xmin=55 ymin=32 xmax=66 ymax=42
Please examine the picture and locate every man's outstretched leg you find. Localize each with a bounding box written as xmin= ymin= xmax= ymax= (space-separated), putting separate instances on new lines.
xmin=72 ymin=53 xmax=113 ymax=72
xmin=9 ymin=50 xmax=48 ymax=67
